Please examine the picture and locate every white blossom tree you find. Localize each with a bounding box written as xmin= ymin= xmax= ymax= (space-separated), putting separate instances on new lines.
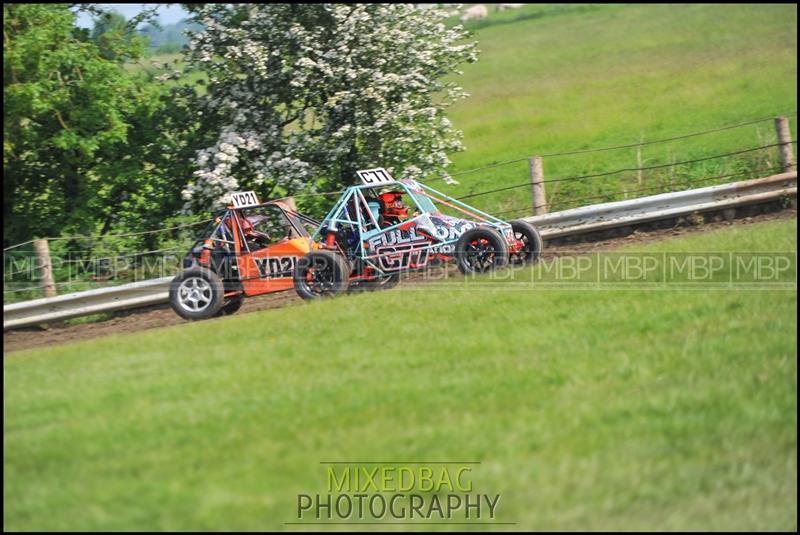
xmin=180 ymin=3 xmax=477 ymax=211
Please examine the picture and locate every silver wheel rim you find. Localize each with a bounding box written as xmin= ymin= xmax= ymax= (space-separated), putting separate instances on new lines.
xmin=177 ymin=277 xmax=213 ymax=312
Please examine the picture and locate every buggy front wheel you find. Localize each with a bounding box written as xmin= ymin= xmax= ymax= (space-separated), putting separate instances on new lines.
xmin=454 ymin=227 xmax=509 ymax=274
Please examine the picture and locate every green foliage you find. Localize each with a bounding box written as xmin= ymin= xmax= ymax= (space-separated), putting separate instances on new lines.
xmin=3 ymin=4 xmax=214 ymax=256
xmin=180 ymin=4 xmax=477 ymax=211
xmin=90 ymin=10 xmax=149 ymax=61
xmin=3 ymin=6 xmax=220 ymax=299
xmin=4 ymin=4 xmax=136 ymax=242
xmin=4 ymin=219 xmax=797 ymax=530
xmin=138 ymin=18 xmax=202 ymax=51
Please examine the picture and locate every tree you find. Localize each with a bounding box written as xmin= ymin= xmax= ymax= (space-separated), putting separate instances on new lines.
xmin=179 ymin=3 xmax=477 ymax=212
xmin=3 ymin=4 xmax=201 ymax=246
xmin=90 ymin=10 xmax=152 ymax=61
xmin=139 ymin=19 xmax=203 ymax=52
xmin=4 ymin=4 xmax=131 ymax=243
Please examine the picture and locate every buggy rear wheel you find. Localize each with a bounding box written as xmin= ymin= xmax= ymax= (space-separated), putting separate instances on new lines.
xmin=169 ymin=267 xmax=225 ymax=320
xmin=508 ymin=220 xmax=544 ymax=265
xmin=215 ymin=296 xmax=244 ymax=317
xmin=293 ymin=250 xmax=350 ymax=300
xmin=355 ymin=272 xmax=400 ymax=292
xmin=455 ymin=227 xmax=509 ymax=274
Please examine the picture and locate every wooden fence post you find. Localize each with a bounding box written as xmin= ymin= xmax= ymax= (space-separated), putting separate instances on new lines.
xmin=529 ymin=156 xmax=547 ymax=215
xmin=636 ymin=132 xmax=644 ymax=186
xmin=33 ymin=239 xmax=56 ymax=298
xmin=774 ymin=116 xmax=796 ymax=172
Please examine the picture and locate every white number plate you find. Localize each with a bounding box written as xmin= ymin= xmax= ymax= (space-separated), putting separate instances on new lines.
xmin=357 ymin=168 xmax=395 ymax=186
xmin=230 ymin=191 xmax=260 ymax=208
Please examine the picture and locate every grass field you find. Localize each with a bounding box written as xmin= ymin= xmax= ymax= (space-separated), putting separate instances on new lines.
xmin=438 ymin=3 xmax=798 ymax=214
xmin=4 ymin=219 xmax=797 ymax=531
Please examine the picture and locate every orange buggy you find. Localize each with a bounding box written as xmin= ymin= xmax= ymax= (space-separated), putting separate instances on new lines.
xmin=168 ymin=193 xmax=319 ymax=320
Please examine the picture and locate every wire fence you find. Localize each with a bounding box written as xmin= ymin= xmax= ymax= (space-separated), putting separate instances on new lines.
xmin=425 ymin=110 xmax=796 ymax=183
xmin=2 ymin=218 xmax=214 ymax=252
xmin=491 ymin=165 xmax=780 ymax=217
xmin=455 ymin=142 xmax=792 ymax=201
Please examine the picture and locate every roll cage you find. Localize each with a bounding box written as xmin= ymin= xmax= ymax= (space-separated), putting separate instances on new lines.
xmin=189 ymin=201 xmax=319 ymax=257
xmin=313 ymin=179 xmax=513 ymax=276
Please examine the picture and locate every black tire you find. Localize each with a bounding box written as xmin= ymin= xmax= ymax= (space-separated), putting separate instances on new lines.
xmin=508 ymin=220 xmax=544 ymax=265
xmin=354 ymin=272 xmax=401 ymax=293
xmin=214 ymin=296 xmax=244 ymax=317
xmin=169 ymin=267 xmax=225 ymax=320
xmin=293 ymin=250 xmax=350 ymax=300
xmin=454 ymin=227 xmax=509 ymax=274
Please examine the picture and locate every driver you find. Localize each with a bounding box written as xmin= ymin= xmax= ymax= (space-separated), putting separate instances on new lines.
xmin=242 ymin=215 xmax=273 ymax=250
xmin=378 ymin=187 xmax=410 ymax=227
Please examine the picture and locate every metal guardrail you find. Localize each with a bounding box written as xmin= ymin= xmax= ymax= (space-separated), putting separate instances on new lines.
xmin=524 ymin=171 xmax=797 ymax=238
xmin=3 ymin=277 xmax=172 ymax=329
xmin=3 ymin=172 xmax=796 ymax=329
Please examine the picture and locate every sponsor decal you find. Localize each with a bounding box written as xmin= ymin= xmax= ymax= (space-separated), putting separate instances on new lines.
xmin=366 ymin=226 xmax=431 ymax=271
xmin=253 ymin=256 xmax=296 ymax=278
xmin=367 ymin=226 xmax=428 ymax=250
xmin=364 ymin=217 xmax=479 ymax=270
xmin=430 ymin=243 xmax=456 ymax=255
xmin=427 ymin=216 xmax=476 ymax=241
xmin=376 ymin=243 xmax=430 ymax=271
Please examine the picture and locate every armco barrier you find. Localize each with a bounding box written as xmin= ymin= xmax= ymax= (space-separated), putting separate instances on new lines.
xmin=525 ymin=172 xmax=796 ymax=238
xmin=3 ymin=277 xmax=172 ymax=329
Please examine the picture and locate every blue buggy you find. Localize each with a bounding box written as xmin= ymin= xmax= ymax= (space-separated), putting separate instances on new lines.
xmin=292 ymin=168 xmax=543 ymax=299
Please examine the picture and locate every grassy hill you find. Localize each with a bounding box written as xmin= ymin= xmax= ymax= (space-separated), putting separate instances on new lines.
xmin=4 ymin=219 xmax=796 ymax=531
xmin=132 ymin=4 xmax=797 ymax=218
xmin=439 ymin=3 xmax=797 ymax=214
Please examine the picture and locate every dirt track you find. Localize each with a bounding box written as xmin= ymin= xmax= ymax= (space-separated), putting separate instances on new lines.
xmin=4 ymin=208 xmax=796 ymax=354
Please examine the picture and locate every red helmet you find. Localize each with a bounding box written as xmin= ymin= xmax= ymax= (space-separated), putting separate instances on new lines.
xmin=244 ymin=215 xmax=272 ymax=239
xmin=241 ymin=216 xmax=254 ymax=235
xmin=379 ymin=191 xmax=409 ymax=221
